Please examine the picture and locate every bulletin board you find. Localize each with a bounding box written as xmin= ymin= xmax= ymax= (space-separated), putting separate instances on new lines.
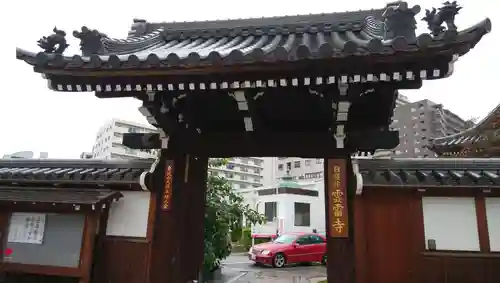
xmin=5 ymin=213 xmax=85 ymax=267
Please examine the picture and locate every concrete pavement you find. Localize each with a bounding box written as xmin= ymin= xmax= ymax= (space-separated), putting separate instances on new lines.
xmin=219 ymin=253 xmax=327 ymax=283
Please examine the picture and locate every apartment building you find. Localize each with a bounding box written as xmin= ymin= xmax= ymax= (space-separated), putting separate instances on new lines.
xmin=91 ymin=119 xmax=158 ymax=160
xmin=90 ymin=119 xmax=266 ymax=190
xmin=391 ymin=99 xmax=473 ymax=158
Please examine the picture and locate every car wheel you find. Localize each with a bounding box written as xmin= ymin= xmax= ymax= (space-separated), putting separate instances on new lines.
xmin=272 ymin=253 xmax=286 ymax=268
xmin=321 ymin=255 xmax=327 ymax=265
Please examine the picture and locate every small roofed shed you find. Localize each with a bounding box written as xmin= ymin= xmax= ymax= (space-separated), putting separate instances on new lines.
xmin=15 ymin=1 xmax=491 ymax=158
xmin=430 ymin=103 xmax=500 ymax=157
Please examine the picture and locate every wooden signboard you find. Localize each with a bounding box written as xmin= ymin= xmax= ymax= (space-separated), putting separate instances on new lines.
xmin=328 ymin=159 xmax=349 ymax=238
xmin=162 ymin=165 xmax=173 ymax=211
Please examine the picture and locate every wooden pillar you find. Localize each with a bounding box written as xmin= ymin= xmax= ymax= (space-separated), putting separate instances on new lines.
xmin=148 ymin=152 xmax=208 ymax=283
xmin=324 ymin=157 xmax=356 ymax=283
xmin=178 ymin=155 xmax=208 ymax=283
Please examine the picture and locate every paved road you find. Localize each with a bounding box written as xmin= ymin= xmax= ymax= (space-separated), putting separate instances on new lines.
xmin=219 ymin=254 xmax=326 ymax=283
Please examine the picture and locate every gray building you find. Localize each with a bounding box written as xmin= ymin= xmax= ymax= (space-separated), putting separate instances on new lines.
xmin=391 ymin=99 xmax=473 ymax=158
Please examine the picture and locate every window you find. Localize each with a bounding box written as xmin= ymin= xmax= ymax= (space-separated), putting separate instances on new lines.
xmin=253 ymin=160 xmax=262 ymax=166
xmin=240 ymin=167 xmax=248 ymax=172
xmin=264 ymin=202 xmax=277 ymax=222
xmin=294 ymin=202 xmax=311 ymax=227
xmin=274 ymin=234 xmax=297 ymax=244
xmin=294 ymin=161 xmax=301 ymax=168
xmin=240 ymin=175 xmax=247 ymax=180
xmin=486 ymin=198 xmax=500 ymax=252
xmin=239 ymin=184 xmax=247 ymax=189
xmin=422 ymin=197 xmax=479 ymax=251
xmin=278 ymin=164 xmax=284 ymax=171
xmin=295 ymin=236 xmax=311 ymax=245
xmin=316 ymin=159 xmax=323 ymax=164
xmin=309 ymin=235 xmax=325 ymax=244
xmin=286 ymin=162 xmax=292 ymax=171
xmin=254 ymin=169 xmax=260 ymax=174
xmin=305 ymin=160 xmax=311 ymax=167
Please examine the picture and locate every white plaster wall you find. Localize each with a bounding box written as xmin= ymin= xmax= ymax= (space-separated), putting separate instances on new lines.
xmin=486 ymin=197 xmax=500 ymax=252
xmin=244 ymin=181 xmax=326 ymax=235
xmin=282 ymin=194 xmax=325 ymax=233
xmin=106 ymin=191 xmax=151 ymax=237
xmin=422 ymin=197 xmax=480 ymax=251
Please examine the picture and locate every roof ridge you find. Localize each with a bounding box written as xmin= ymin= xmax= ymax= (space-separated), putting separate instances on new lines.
xmin=128 ymin=8 xmax=385 ymax=38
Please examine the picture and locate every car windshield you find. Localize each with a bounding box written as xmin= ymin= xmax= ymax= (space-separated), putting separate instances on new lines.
xmin=273 ymin=234 xmax=297 ymax=244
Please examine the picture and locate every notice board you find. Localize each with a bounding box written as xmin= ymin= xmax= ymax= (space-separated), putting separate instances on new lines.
xmin=5 ymin=213 xmax=85 ymax=267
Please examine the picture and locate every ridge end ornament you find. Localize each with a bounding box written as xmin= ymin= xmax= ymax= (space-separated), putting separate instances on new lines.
xmin=422 ymin=1 xmax=462 ymax=36
xmin=73 ymin=26 xmax=107 ymax=56
xmin=382 ymin=1 xmax=421 ymax=40
xmin=37 ymin=27 xmax=69 ymax=54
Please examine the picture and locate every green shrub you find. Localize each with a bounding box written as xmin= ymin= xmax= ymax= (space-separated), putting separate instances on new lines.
xmin=230 ymin=226 xmax=242 ymax=242
xmin=203 ymin=159 xmax=266 ymax=272
xmin=240 ymin=228 xmax=252 ymax=250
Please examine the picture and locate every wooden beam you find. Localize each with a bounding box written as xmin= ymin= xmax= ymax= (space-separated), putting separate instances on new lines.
xmin=124 ymin=130 xmax=399 ymax=157
xmin=354 ymin=197 xmax=367 ymax=283
xmin=148 ymin=157 xmax=181 ymax=283
xmin=324 ymin=158 xmax=356 ymax=283
xmin=91 ymin=206 xmax=110 ymax=283
xmin=475 ymin=196 xmax=491 ymax=252
xmin=148 ymin=154 xmax=208 ymax=283
xmin=79 ymin=213 xmax=99 ymax=283
xmin=178 ymin=155 xmax=208 ymax=283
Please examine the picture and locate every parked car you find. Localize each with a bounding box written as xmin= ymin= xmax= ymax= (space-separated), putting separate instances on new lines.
xmin=248 ymin=232 xmax=327 ymax=268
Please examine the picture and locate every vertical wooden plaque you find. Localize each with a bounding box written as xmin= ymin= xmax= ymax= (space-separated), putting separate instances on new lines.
xmin=327 ymin=159 xmax=349 ymax=238
xmin=162 ymin=164 xmax=173 ymax=211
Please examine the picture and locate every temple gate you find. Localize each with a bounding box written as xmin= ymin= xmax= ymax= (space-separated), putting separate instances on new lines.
xmin=14 ymin=1 xmax=490 ymax=283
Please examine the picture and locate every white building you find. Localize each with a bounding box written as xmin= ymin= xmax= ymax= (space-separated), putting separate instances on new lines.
xmin=212 ymin=157 xmax=266 ymax=190
xmin=91 ymin=119 xmax=266 ymax=190
xmin=240 ymin=178 xmax=326 ymax=237
xmin=2 ymin=151 xmax=48 ymax=159
xmin=396 ymin=93 xmax=410 ymax=107
xmin=92 ymin=118 xmax=158 ymax=160
xmin=271 ymin=152 xmax=389 ymax=183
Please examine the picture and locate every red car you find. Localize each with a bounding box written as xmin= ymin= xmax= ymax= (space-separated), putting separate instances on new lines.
xmin=248 ymin=232 xmax=327 ymax=268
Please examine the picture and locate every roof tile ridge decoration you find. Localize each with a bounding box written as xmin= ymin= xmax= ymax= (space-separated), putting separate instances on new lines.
xmin=432 ymin=102 xmax=500 ymax=144
xmin=358 ymin=158 xmax=500 ymax=187
xmin=358 ymin=158 xmax=500 ymax=171
xmin=0 ymin=158 xmax=153 ymax=169
xmin=15 ymin=1 xmax=491 ymax=71
xmin=133 ymin=7 xmax=386 ymax=37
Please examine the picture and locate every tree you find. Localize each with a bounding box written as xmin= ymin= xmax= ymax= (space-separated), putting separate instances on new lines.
xmin=203 ymin=158 xmax=266 ymax=272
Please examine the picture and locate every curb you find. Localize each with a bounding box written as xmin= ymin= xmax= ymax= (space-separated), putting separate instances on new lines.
xmin=308 ymin=277 xmax=327 ymax=283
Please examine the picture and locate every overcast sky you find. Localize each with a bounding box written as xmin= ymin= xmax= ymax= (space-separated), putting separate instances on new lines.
xmin=1 ymin=0 xmax=497 ymax=158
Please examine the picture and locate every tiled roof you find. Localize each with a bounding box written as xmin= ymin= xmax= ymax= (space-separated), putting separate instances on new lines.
xmin=358 ymin=158 xmax=500 ymax=187
xmin=0 ymin=187 xmax=121 ymax=208
xmin=2 ymin=157 xmax=499 ymax=189
xmin=15 ymin=2 xmax=491 ymax=71
xmin=0 ymin=159 xmax=152 ymax=190
xmin=431 ymin=103 xmax=500 ymax=154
